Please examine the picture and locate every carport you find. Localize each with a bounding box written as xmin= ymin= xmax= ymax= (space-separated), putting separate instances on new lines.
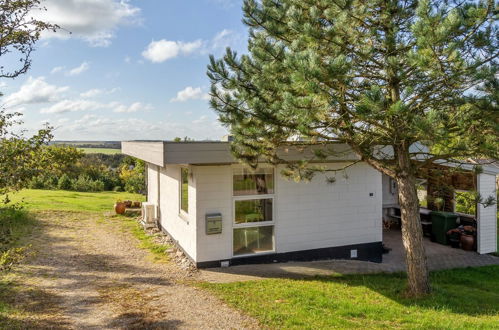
xmin=382 ymin=161 xmax=498 ymax=255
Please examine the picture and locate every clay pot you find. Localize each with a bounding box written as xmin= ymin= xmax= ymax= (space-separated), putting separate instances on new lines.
xmin=124 ymin=200 xmax=132 ymax=208
xmin=114 ymin=202 xmax=126 ymax=215
xmin=460 ymin=234 xmax=474 ymax=251
xmin=132 ymin=201 xmax=141 ymax=208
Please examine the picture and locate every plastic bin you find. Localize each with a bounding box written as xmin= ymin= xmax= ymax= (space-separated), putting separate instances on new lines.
xmin=430 ymin=211 xmax=458 ymax=245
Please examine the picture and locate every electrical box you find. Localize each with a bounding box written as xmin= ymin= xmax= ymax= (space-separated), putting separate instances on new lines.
xmin=206 ymin=213 xmax=222 ymax=235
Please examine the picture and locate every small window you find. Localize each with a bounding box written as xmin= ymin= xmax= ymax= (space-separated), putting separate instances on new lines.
xmin=180 ymin=167 xmax=189 ymax=213
xmin=235 ymin=198 xmax=273 ymax=224
xmin=233 ymin=167 xmax=274 ymax=196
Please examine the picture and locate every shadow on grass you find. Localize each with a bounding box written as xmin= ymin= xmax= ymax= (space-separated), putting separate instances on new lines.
xmin=0 ymin=278 xmax=71 ymax=329
xmin=299 ymin=265 xmax=499 ymax=316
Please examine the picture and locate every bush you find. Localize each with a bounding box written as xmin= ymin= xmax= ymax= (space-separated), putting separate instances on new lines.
xmin=72 ymin=175 xmax=95 ymax=192
xmin=113 ymin=186 xmax=123 ymax=192
xmin=92 ymin=179 xmax=105 ymax=192
xmin=28 ymin=176 xmax=45 ymax=189
xmin=57 ymin=174 xmax=72 ymax=190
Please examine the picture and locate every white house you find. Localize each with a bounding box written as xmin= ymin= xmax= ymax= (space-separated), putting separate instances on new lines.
xmin=122 ymin=141 xmax=498 ymax=268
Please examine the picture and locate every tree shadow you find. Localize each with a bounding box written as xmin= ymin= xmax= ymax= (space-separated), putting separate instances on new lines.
xmin=298 ymin=265 xmax=499 ymax=317
xmin=106 ymin=312 xmax=183 ymax=329
xmin=0 ymin=279 xmax=72 ymax=329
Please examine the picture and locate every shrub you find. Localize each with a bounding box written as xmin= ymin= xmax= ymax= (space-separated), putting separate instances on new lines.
xmin=91 ymin=179 xmax=105 ymax=192
xmin=113 ymin=186 xmax=123 ymax=192
xmin=57 ymin=174 xmax=72 ymax=190
xmin=28 ymin=176 xmax=45 ymax=189
xmin=72 ymin=175 xmax=95 ymax=192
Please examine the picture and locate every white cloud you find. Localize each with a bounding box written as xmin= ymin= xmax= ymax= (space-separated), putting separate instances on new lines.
xmin=34 ymin=0 xmax=141 ymax=47
xmin=192 ymin=115 xmax=209 ymax=125
xmin=141 ymin=29 xmax=244 ymax=63
xmin=124 ymin=56 xmax=131 ymax=63
xmin=40 ymin=99 xmax=104 ymax=114
xmin=51 ymin=114 xmax=227 ymax=141
xmin=141 ymin=39 xmax=203 ymax=63
xmin=50 ymin=66 xmax=65 ymax=74
xmin=67 ymin=62 xmax=90 ymax=76
xmin=111 ymin=101 xmax=153 ymax=113
xmin=40 ymin=98 xmax=152 ymax=114
xmin=210 ymin=29 xmax=241 ymax=50
xmin=171 ymin=86 xmax=210 ymax=102
xmin=80 ymin=87 xmax=118 ymax=98
xmin=0 ymin=82 xmax=7 ymax=89
xmin=4 ymin=77 xmax=69 ymax=107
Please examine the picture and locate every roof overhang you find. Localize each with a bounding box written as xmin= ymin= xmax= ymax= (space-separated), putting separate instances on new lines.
xmin=121 ymin=141 xmax=360 ymax=166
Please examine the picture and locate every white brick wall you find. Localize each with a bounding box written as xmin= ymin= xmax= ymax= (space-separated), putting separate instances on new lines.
xmin=194 ymin=165 xmax=233 ymax=262
xmin=477 ymin=173 xmax=498 ymax=254
xmin=194 ymin=162 xmax=383 ymax=263
xmin=158 ymin=164 xmax=197 ymax=260
xmin=147 ymin=164 xmax=159 ymax=206
xmin=275 ymin=163 xmax=382 ymax=253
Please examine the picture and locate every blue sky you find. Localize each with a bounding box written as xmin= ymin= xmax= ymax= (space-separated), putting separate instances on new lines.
xmin=1 ymin=0 xmax=247 ymax=141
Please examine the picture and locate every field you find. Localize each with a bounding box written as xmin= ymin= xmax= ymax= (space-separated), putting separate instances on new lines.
xmin=77 ymin=147 xmax=121 ymax=154
xmin=5 ymin=189 xmax=143 ymax=212
xmin=201 ymin=266 xmax=499 ymax=329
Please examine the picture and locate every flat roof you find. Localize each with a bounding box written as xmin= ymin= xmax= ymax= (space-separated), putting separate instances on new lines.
xmin=121 ymin=141 xmax=499 ymax=175
xmin=121 ymin=141 xmax=359 ymax=166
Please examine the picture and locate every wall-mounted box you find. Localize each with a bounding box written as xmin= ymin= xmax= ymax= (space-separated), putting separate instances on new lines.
xmin=206 ymin=213 xmax=222 ymax=235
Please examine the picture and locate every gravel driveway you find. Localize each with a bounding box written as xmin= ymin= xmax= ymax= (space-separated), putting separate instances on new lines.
xmin=8 ymin=211 xmax=258 ymax=329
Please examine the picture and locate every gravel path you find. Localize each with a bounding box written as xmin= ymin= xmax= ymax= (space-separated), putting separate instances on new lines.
xmin=11 ymin=211 xmax=258 ymax=329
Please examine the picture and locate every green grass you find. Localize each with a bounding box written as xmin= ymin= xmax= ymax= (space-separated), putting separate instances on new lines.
xmin=110 ymin=214 xmax=170 ymax=262
xmin=201 ymin=266 xmax=499 ymax=329
xmin=5 ymin=189 xmax=143 ymax=212
xmin=77 ymin=147 xmax=121 ymax=154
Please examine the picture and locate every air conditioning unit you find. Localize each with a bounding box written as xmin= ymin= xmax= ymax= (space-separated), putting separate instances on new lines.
xmin=141 ymin=202 xmax=157 ymax=229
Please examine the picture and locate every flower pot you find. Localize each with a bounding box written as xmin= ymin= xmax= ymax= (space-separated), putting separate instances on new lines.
xmin=114 ymin=202 xmax=126 ymax=215
xmin=124 ymin=200 xmax=132 ymax=208
xmin=132 ymin=201 xmax=141 ymax=208
xmin=460 ymin=234 xmax=474 ymax=251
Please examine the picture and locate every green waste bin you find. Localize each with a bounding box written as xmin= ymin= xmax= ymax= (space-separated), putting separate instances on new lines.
xmin=430 ymin=211 xmax=458 ymax=245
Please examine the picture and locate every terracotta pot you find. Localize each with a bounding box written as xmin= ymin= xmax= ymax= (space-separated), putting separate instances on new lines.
xmin=124 ymin=200 xmax=132 ymax=208
xmin=460 ymin=234 xmax=474 ymax=251
xmin=132 ymin=201 xmax=141 ymax=208
xmin=114 ymin=202 xmax=126 ymax=215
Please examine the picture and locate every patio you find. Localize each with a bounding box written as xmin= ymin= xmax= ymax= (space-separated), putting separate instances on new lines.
xmin=198 ymin=229 xmax=499 ymax=283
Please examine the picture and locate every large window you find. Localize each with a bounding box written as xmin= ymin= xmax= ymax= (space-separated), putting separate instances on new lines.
xmin=180 ymin=167 xmax=188 ymax=213
xmin=232 ymin=167 xmax=275 ymax=256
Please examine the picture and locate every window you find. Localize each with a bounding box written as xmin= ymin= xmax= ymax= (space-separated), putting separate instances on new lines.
xmin=235 ymin=198 xmax=273 ymax=224
xmin=233 ymin=226 xmax=274 ymax=256
xmin=232 ymin=167 xmax=275 ymax=256
xmin=180 ymin=167 xmax=188 ymax=213
xmin=233 ymin=167 xmax=274 ymax=196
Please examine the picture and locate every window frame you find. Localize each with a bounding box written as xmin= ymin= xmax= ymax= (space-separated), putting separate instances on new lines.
xmin=232 ymin=167 xmax=275 ymax=196
xmin=231 ymin=166 xmax=276 ymax=257
xmin=179 ymin=167 xmax=189 ymax=215
xmin=232 ymin=195 xmax=275 ymax=228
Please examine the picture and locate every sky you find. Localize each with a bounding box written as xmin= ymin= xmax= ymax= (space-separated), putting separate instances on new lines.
xmin=0 ymin=0 xmax=248 ymax=141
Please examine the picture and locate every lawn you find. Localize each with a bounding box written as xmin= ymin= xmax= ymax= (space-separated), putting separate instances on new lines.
xmin=201 ymin=266 xmax=499 ymax=329
xmin=5 ymin=189 xmax=143 ymax=212
xmin=77 ymin=147 xmax=121 ymax=154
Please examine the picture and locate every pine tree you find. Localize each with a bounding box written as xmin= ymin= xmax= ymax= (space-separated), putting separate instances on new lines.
xmin=208 ymin=0 xmax=498 ymax=296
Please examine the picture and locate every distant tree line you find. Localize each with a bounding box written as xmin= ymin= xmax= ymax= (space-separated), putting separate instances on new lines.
xmin=28 ymin=152 xmax=145 ymax=194
xmin=50 ymin=141 xmax=122 ymax=149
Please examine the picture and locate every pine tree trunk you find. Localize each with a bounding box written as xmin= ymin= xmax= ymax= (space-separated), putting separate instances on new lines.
xmin=396 ymin=173 xmax=431 ymax=296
